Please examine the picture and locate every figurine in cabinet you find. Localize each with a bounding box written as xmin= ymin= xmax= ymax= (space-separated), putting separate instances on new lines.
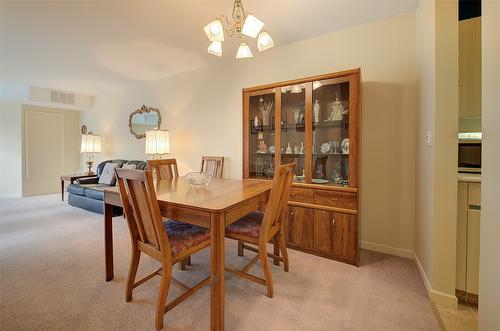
xmin=257 ymin=140 xmax=267 ymax=153
xmin=294 ymin=145 xmax=299 ymax=154
xmin=313 ymin=99 xmax=320 ymax=123
xmin=285 ymin=143 xmax=292 ymax=154
xmin=300 ymin=141 xmax=304 ymax=154
xmin=293 ymin=108 xmax=301 ymax=124
xmin=254 ymin=115 xmax=259 ymax=129
xmin=325 ymin=94 xmax=348 ymax=121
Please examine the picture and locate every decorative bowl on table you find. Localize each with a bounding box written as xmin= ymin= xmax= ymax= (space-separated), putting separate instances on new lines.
xmin=185 ymin=172 xmax=212 ymax=188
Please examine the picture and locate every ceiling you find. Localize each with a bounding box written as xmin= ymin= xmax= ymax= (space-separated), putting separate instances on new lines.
xmin=0 ymin=0 xmax=418 ymax=99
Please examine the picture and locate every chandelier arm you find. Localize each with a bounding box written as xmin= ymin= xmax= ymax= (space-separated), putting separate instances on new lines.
xmin=219 ymin=15 xmax=233 ymax=36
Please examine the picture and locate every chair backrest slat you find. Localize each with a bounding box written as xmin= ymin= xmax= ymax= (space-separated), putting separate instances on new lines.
xmin=201 ymin=156 xmax=224 ymax=178
xmin=147 ymin=159 xmax=179 ymax=179
xmin=116 ymin=168 xmax=171 ymax=257
xmin=259 ymin=163 xmax=295 ymax=243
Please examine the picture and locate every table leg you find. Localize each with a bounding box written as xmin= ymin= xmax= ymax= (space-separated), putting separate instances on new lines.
xmin=210 ymin=212 xmax=225 ymax=331
xmin=104 ymin=202 xmax=114 ymax=281
xmin=61 ymin=179 xmax=65 ymax=201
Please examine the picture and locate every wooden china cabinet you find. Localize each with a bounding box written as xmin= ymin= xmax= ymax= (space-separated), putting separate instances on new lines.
xmin=243 ymin=69 xmax=360 ymax=266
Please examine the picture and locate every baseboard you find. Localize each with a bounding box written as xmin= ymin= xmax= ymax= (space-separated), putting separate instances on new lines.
xmin=0 ymin=193 xmax=21 ymax=199
xmin=360 ymin=240 xmax=414 ymax=259
xmin=431 ymin=290 xmax=458 ymax=308
xmin=361 ymin=242 xmax=458 ymax=309
xmin=413 ymin=253 xmax=433 ymax=298
xmin=413 ymin=252 xmax=458 ymax=309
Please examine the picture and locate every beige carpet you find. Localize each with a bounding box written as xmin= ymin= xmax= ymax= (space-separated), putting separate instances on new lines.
xmin=0 ymin=194 xmax=440 ymax=331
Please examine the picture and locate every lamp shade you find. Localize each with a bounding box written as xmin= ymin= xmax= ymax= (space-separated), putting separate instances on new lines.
xmin=203 ymin=19 xmax=224 ymax=42
xmin=236 ymin=42 xmax=253 ymax=59
xmin=257 ymin=31 xmax=274 ymax=52
xmin=80 ymin=134 xmax=102 ymax=153
xmin=241 ymin=14 xmax=264 ymax=38
xmin=208 ymin=41 xmax=222 ymax=57
xmin=145 ymin=129 xmax=170 ymax=155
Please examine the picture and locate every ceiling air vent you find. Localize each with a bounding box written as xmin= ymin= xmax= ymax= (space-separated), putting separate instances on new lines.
xmin=50 ymin=90 xmax=75 ymax=105
xmin=29 ymin=86 xmax=94 ymax=108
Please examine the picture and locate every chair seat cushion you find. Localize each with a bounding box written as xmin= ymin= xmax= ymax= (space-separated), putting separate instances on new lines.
xmin=163 ymin=220 xmax=210 ymax=256
xmin=226 ymin=211 xmax=264 ymax=239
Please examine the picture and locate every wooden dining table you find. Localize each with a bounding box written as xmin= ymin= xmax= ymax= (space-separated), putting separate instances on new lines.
xmin=103 ymin=177 xmax=272 ymax=331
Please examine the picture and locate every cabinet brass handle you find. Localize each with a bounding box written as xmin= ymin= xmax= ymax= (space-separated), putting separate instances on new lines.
xmin=332 ymin=218 xmax=336 ymax=227
xmin=330 ymin=197 xmax=338 ymax=201
xmin=290 ymin=193 xmax=296 ymax=198
xmin=290 ymin=211 xmax=295 ymax=216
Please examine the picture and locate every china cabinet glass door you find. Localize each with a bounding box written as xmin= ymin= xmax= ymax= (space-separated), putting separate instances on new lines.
xmin=247 ymin=89 xmax=277 ymax=179
xmin=280 ymin=84 xmax=307 ymax=182
xmin=311 ymin=77 xmax=351 ymax=186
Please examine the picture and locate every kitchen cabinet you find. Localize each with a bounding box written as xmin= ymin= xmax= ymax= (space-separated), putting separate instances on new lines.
xmin=456 ymin=180 xmax=481 ymax=304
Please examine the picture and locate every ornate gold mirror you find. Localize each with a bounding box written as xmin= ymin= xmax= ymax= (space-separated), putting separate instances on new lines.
xmin=129 ymin=105 xmax=161 ymax=139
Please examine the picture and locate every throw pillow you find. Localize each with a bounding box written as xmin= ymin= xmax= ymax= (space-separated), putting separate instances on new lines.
xmin=122 ymin=163 xmax=137 ymax=170
xmin=98 ymin=163 xmax=120 ymax=185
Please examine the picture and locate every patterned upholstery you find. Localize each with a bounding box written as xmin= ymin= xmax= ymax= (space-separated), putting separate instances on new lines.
xmin=226 ymin=211 xmax=264 ymax=239
xmin=163 ymin=220 xmax=210 ymax=256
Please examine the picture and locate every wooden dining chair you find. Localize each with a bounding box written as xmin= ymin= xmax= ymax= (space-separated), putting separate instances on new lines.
xmin=225 ymin=163 xmax=295 ymax=298
xmin=200 ymin=156 xmax=224 ymax=178
xmin=146 ymin=159 xmax=194 ymax=269
xmin=147 ymin=158 xmax=179 ymax=179
xmin=115 ymin=168 xmax=210 ymax=330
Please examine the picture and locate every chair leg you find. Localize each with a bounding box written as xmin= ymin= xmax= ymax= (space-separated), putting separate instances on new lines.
xmin=178 ymin=258 xmax=188 ymax=270
xmin=125 ymin=246 xmax=141 ymax=302
xmin=238 ymin=241 xmax=244 ymax=256
xmin=186 ymin=256 xmax=192 ymax=266
xmin=277 ymin=232 xmax=289 ymax=272
xmin=272 ymin=236 xmax=280 ymax=266
xmin=156 ymin=263 xmax=172 ymax=331
xmin=259 ymin=247 xmax=273 ymax=298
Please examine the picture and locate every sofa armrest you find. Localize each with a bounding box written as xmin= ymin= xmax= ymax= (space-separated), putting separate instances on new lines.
xmin=76 ymin=176 xmax=99 ymax=184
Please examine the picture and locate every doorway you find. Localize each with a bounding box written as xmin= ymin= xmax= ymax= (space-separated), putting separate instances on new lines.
xmin=22 ymin=106 xmax=80 ymax=196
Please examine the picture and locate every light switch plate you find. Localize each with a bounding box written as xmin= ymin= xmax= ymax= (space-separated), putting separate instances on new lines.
xmin=426 ymin=130 xmax=432 ymax=146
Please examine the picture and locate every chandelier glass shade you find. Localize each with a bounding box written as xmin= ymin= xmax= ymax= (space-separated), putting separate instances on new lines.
xmin=203 ymin=0 xmax=274 ymax=58
xmin=208 ymin=41 xmax=223 ymax=57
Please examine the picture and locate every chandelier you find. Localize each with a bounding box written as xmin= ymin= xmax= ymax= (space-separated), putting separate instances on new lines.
xmin=203 ymin=0 xmax=274 ymax=59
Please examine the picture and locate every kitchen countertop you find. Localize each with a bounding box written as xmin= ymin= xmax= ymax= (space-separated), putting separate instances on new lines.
xmin=458 ymin=172 xmax=482 ymax=183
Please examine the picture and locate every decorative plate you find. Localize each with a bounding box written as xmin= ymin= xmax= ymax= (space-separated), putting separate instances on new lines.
xmin=312 ymin=178 xmax=329 ymax=184
xmin=341 ymin=138 xmax=350 ymax=154
xmin=320 ymin=142 xmax=330 ymax=154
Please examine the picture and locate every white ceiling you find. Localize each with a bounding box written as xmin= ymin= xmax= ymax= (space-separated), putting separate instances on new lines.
xmin=0 ymin=0 xmax=418 ymax=98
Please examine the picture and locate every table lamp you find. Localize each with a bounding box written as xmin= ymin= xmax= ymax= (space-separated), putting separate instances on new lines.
xmin=80 ymin=132 xmax=102 ymax=174
xmin=145 ymin=129 xmax=170 ymax=159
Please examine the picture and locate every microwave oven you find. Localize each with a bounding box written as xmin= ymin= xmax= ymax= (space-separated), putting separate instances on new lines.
xmin=458 ymin=139 xmax=481 ymax=173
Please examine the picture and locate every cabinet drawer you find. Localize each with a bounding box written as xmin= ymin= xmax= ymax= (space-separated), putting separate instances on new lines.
xmin=314 ymin=190 xmax=357 ymax=209
xmin=289 ymin=187 xmax=313 ymax=203
xmin=468 ymin=183 xmax=481 ymax=207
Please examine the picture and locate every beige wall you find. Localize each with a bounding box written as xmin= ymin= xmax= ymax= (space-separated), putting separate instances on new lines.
xmin=415 ymin=0 xmax=436 ymax=287
xmin=479 ymin=1 xmax=500 ymax=329
xmin=0 ymin=100 xmax=22 ymax=197
xmin=414 ymin=0 xmax=459 ymax=307
xmin=432 ymin=0 xmax=458 ymax=305
xmin=81 ymin=14 xmax=417 ymax=252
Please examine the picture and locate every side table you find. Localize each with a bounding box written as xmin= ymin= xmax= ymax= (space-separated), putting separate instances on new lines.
xmin=60 ymin=173 xmax=96 ymax=201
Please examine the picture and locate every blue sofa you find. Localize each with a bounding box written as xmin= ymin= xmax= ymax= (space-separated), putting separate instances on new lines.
xmin=67 ymin=159 xmax=147 ymax=214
